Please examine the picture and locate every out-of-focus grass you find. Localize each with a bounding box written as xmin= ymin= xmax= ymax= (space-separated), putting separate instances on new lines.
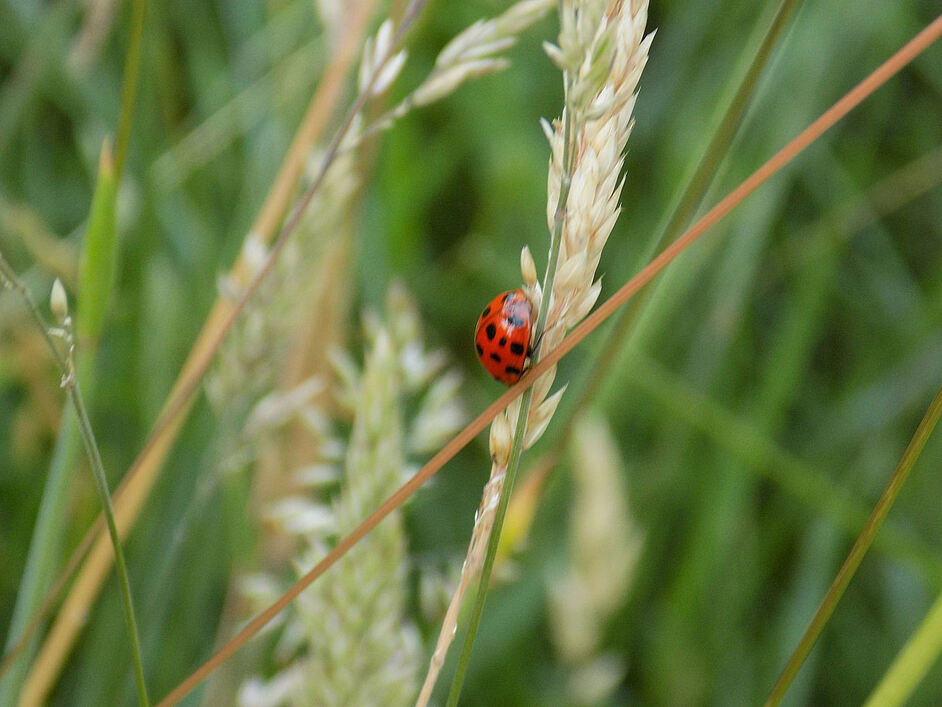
xmin=1 ymin=1 xmax=941 ymax=705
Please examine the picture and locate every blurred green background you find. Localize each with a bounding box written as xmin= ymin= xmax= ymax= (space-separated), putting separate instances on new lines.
xmin=2 ymin=0 xmax=942 ymax=704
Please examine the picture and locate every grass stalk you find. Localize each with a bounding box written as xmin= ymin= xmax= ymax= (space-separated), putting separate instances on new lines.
xmin=446 ymin=80 xmax=576 ymax=707
xmin=498 ymin=0 xmax=802 ymax=555
xmin=0 ymin=255 xmax=149 ymax=706
xmin=0 ymin=0 xmax=147 ymax=686
xmin=1 ymin=141 xmax=118 ymax=701
xmin=66 ymin=382 xmax=149 ymax=707
xmin=765 ymin=379 xmax=942 ymax=706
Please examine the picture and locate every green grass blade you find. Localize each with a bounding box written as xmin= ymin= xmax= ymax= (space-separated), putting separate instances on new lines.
xmin=114 ymin=0 xmax=148 ymax=183
xmin=864 ymin=589 xmax=942 ymax=707
xmin=77 ymin=141 xmax=118 ymax=342
xmin=0 ymin=409 xmax=79 ymax=703
xmin=765 ymin=378 xmax=942 ymax=706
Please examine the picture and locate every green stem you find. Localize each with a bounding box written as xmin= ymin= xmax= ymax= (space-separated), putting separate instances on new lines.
xmin=765 ymin=378 xmax=942 ymax=706
xmin=0 ymin=253 xmax=150 ymax=706
xmin=67 ymin=382 xmax=150 ymax=707
xmin=0 ymin=254 xmax=69 ymax=373
xmin=0 ymin=1 xmax=146 ymax=689
xmin=444 ymin=388 xmax=533 ymax=707
xmin=446 ymin=81 xmax=577 ymax=707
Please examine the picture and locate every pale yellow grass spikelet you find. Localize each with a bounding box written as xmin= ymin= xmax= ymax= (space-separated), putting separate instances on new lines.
xmin=239 ymin=285 xmax=464 ymax=707
xmin=49 ymin=278 xmax=68 ymax=324
xmin=539 ymin=0 xmax=649 ymax=349
xmin=206 ymin=145 xmax=359 ymax=428
xmin=413 ymin=0 xmax=553 ymax=107
xmin=358 ymin=19 xmax=407 ymax=97
xmin=490 ymin=0 xmax=651 ymax=513
xmin=493 ymin=0 xmax=651 ymax=463
xmin=520 ymin=245 xmax=538 ymax=288
xmin=419 ymin=1 xmax=652 ymax=701
xmin=350 ymin=0 xmax=554 ymax=148
xmin=488 ymin=410 xmax=514 ymax=466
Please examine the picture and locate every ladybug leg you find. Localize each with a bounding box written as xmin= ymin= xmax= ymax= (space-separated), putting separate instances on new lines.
xmin=530 ymin=328 xmax=548 ymax=356
xmin=530 ymin=317 xmax=568 ymax=355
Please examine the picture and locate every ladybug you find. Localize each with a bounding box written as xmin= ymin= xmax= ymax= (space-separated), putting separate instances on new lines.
xmin=474 ymin=289 xmax=533 ymax=385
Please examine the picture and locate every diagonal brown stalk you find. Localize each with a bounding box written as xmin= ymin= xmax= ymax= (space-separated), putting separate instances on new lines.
xmin=153 ymin=15 xmax=942 ymax=705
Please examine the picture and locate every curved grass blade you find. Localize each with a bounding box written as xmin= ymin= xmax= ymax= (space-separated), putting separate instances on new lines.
xmin=765 ymin=379 xmax=942 ymax=706
xmin=864 ymin=589 xmax=942 ymax=707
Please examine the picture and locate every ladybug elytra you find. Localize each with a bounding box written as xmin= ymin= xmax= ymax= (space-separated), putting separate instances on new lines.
xmin=474 ymin=289 xmax=533 ymax=385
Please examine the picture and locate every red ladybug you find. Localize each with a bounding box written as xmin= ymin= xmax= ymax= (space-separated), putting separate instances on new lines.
xmin=474 ymin=289 xmax=533 ymax=385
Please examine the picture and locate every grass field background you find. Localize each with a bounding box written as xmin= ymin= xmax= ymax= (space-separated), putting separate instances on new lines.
xmin=2 ymin=1 xmax=942 ymax=704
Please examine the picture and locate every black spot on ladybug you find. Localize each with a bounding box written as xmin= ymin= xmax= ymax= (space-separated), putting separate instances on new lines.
xmin=476 ymin=344 xmax=484 ymax=356
xmin=485 ymin=323 xmax=496 ymax=340
xmin=509 ymin=342 xmax=525 ymax=355
xmin=490 ymin=353 xmax=502 ymax=363
xmin=498 ymin=337 xmax=507 ymax=347
xmin=505 ymin=366 xmax=521 ymax=376
xmin=482 ymin=305 xmax=491 ymax=317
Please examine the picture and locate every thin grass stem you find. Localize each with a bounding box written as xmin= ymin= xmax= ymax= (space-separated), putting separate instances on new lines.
xmin=765 ymin=379 xmax=942 ymax=706
xmin=67 ymin=383 xmax=149 ymax=707
xmin=0 ymin=4 xmax=141 ymax=686
xmin=0 ymin=255 xmax=149 ymax=706
xmin=445 ymin=80 xmax=576 ymax=706
xmin=443 ymin=395 xmax=531 ymax=707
